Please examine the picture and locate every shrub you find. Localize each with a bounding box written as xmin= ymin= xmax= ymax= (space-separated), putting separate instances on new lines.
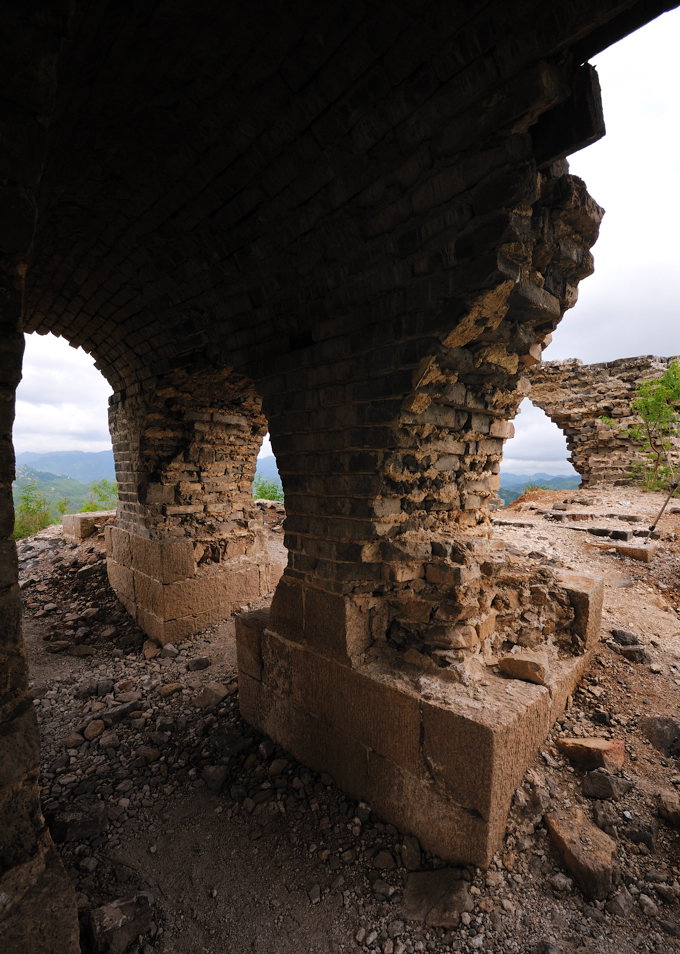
xmin=13 ymin=481 xmax=53 ymax=539
xmin=253 ymin=476 xmax=284 ymax=502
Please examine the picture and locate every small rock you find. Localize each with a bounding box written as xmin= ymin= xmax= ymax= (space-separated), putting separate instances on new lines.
xmin=582 ymin=769 xmax=634 ymax=800
xmin=658 ymin=788 xmax=680 ymax=827
xmin=63 ymin=731 xmax=85 ymax=748
xmin=618 ymin=644 xmax=652 ymax=664
xmin=143 ymin=640 xmax=161 ymax=660
xmin=99 ymin=729 xmax=120 ymax=748
xmin=83 ymin=719 xmax=105 ymax=741
xmin=610 ymin=628 xmax=639 ymax=646
xmin=195 ymin=682 xmax=229 ymax=709
xmin=638 ymin=893 xmax=659 ymax=917
xmin=556 ymin=736 xmax=625 ymax=771
xmin=498 ymin=653 xmax=549 ymax=686
xmin=158 ymin=682 xmax=183 ymax=698
xmin=186 ymin=656 xmax=211 ymax=671
xmin=308 ymin=883 xmax=321 ymax=904
xmin=374 ymin=849 xmax=396 ymax=870
xmin=402 ymin=869 xmax=473 ymax=926
xmin=548 ymin=873 xmax=572 ymax=893
xmin=45 ymin=640 xmax=73 ymax=653
xmin=625 ymin=820 xmax=658 ymax=851
xmin=640 ymin=715 xmax=680 ymax=757
xmin=659 ymin=920 xmax=680 ymax=938
xmin=269 ymin=758 xmax=289 ymax=776
xmin=136 ymin=745 xmax=161 ymax=764
xmin=606 ymin=888 xmax=634 ymax=917
xmin=201 ymin=765 xmax=229 ymax=792
xmin=86 ymin=892 xmax=154 ymax=954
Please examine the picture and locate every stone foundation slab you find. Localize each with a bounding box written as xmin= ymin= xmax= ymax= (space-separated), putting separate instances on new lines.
xmin=236 ymin=596 xmax=600 ymax=866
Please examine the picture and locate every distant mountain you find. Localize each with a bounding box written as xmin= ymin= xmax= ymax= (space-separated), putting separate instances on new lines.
xmin=498 ymin=471 xmax=580 ymax=506
xmin=13 ymin=465 xmax=99 ymax=516
xmin=16 ymin=450 xmax=115 ymax=483
xmin=255 ymin=455 xmax=281 ymax=484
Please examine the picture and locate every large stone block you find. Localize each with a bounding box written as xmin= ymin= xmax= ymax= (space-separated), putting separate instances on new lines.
xmin=236 ymin=609 xmax=602 ymax=866
xmin=62 ymin=510 xmax=115 ymax=544
xmin=556 ymin=571 xmax=604 ymax=648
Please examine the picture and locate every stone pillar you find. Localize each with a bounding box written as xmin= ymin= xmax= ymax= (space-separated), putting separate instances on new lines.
xmin=0 ymin=4 xmax=80 ymax=949
xmin=106 ymin=366 xmax=285 ymax=643
xmin=238 ymin=168 xmax=606 ymax=865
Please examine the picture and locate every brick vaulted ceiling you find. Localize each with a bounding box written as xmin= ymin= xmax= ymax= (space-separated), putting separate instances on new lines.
xmin=22 ymin=0 xmax=678 ymax=394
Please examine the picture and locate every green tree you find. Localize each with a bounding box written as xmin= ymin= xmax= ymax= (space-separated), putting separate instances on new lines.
xmin=629 ymin=361 xmax=680 ymax=490
xmin=253 ymin=476 xmax=284 ymax=502
xmin=80 ymin=478 xmax=118 ymax=512
xmin=13 ymin=481 xmax=53 ymax=540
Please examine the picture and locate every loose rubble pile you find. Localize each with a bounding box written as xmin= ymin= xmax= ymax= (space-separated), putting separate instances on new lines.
xmin=18 ymin=491 xmax=680 ymax=953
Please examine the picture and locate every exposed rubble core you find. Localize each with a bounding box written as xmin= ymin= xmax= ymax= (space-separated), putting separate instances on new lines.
xmin=529 ymin=356 xmax=680 ymax=487
xmin=2 ymin=1 xmax=679 ymax=949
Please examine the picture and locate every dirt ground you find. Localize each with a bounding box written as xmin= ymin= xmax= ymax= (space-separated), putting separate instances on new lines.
xmin=18 ymin=487 xmax=680 ymax=954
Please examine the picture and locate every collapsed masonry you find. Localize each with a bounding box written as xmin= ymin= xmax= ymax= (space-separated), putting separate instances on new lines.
xmin=3 ymin=2 xmax=678 ymax=950
xmin=529 ymin=355 xmax=680 ymax=486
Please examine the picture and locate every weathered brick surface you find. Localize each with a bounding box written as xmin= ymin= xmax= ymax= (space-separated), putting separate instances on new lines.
xmin=530 ymin=356 xmax=680 ymax=486
xmin=0 ymin=0 xmax=675 ymax=921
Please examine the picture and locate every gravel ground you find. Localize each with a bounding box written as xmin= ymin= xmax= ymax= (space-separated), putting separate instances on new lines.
xmin=18 ymin=488 xmax=680 ymax=954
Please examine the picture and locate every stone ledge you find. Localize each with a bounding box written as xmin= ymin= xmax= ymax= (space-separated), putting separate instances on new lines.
xmin=62 ymin=510 xmax=115 ymax=543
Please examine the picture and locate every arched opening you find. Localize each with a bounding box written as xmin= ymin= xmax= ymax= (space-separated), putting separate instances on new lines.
xmin=500 ymin=398 xmax=580 ymax=505
xmin=13 ymin=333 xmax=116 ymax=538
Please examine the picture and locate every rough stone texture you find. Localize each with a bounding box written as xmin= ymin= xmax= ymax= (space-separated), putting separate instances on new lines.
xmin=0 ymin=3 xmax=80 ymax=949
xmin=236 ymin=601 xmax=599 ymax=865
xmin=529 ymin=355 xmax=680 ymax=486
xmin=1 ymin=1 xmax=677 ymax=943
xmin=62 ymin=510 xmax=115 ymax=544
xmin=545 ymin=805 xmax=617 ymax=900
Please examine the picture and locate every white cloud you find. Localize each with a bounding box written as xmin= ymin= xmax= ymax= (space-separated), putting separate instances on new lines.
xmin=503 ymin=400 xmax=577 ymax=475
xmin=14 ymin=333 xmax=112 ymax=454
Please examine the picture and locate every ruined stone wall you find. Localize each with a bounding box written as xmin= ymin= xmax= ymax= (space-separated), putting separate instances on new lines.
xmin=0 ymin=4 xmax=80 ymax=951
xmin=529 ymin=355 xmax=680 ymax=486
xmin=106 ymin=367 xmax=284 ymax=642
xmin=0 ymin=0 xmax=675 ymax=894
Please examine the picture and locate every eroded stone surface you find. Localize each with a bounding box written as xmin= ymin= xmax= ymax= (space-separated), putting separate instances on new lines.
xmin=530 ymin=356 xmax=680 ymax=486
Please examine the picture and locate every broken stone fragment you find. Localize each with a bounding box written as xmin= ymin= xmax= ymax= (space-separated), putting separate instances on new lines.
xmin=544 ymin=805 xmax=617 ymax=900
xmin=194 ymin=682 xmax=230 ymax=708
xmin=658 ymin=788 xmax=680 ymax=827
xmin=85 ymin=892 xmax=154 ymax=954
xmin=581 ymin=768 xmax=634 ymax=800
xmin=556 ymin=736 xmax=625 ymax=771
xmin=606 ymin=887 xmax=634 ymax=917
xmin=83 ymin=719 xmax=105 ymax=741
xmin=640 ymin=714 xmax=680 ymax=757
xmin=142 ymin=639 xmax=161 ymax=659
xmin=402 ymin=869 xmax=473 ymax=926
xmin=498 ymin=652 xmax=549 ymax=685
xmin=186 ymin=655 xmax=211 ymax=671
xmin=46 ymin=804 xmax=109 ymax=843
xmin=158 ymin=682 xmax=183 ymax=698
xmin=201 ymin=764 xmax=229 ymax=792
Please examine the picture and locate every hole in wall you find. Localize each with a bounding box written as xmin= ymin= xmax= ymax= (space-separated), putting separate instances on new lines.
xmin=500 ymin=398 xmax=580 ymax=505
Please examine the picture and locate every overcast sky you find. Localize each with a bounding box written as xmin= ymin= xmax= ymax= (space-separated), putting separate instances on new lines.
xmin=15 ymin=8 xmax=680 ymax=472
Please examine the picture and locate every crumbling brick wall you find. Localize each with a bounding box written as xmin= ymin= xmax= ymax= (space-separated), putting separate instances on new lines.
xmin=529 ymin=355 xmax=680 ymax=486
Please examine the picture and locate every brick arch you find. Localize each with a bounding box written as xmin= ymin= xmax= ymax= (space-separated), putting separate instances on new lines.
xmin=528 ymin=356 xmax=680 ymax=486
xmin=3 ymin=3 xmax=680 ymax=947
